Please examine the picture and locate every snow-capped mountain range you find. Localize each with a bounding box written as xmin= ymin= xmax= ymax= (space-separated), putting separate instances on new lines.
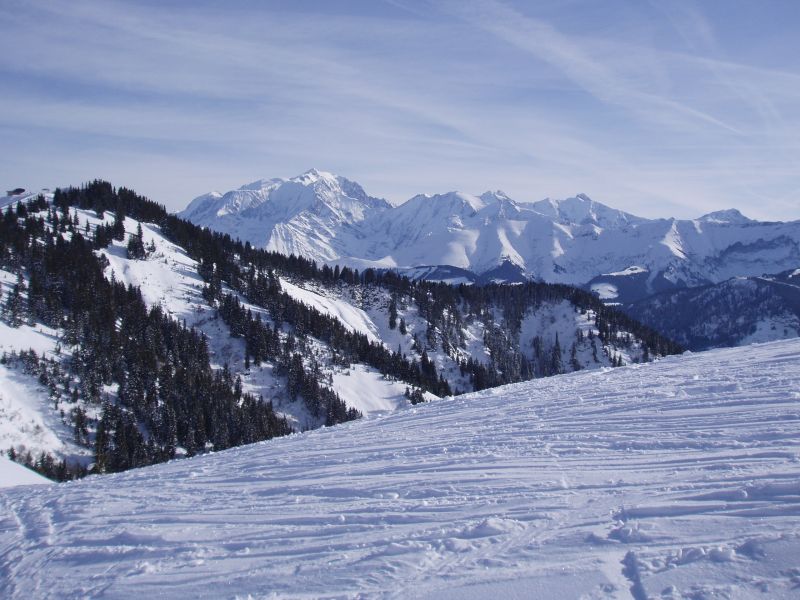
xmin=181 ymin=169 xmax=800 ymax=301
xmin=0 ymin=180 xmax=795 ymax=484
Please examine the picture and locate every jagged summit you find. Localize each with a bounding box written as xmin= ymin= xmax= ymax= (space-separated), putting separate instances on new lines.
xmin=403 ymin=191 xmax=488 ymax=215
xmin=296 ymin=166 xmax=328 ymax=180
xmin=480 ymin=189 xmax=512 ymax=201
xmin=530 ymin=194 xmax=646 ymax=228
xmin=181 ymin=169 xmax=388 ymax=222
xmin=478 ymin=191 xmax=522 ymax=220
xmin=697 ymin=208 xmax=753 ymax=224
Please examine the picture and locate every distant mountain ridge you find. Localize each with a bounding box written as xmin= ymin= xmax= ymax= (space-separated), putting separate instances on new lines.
xmin=180 ymin=170 xmax=800 ymax=301
xmin=625 ymin=269 xmax=800 ymax=350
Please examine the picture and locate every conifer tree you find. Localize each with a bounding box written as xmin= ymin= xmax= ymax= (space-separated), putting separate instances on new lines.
xmin=3 ymin=273 xmax=25 ymax=327
xmin=388 ymin=296 xmax=398 ymax=330
xmin=127 ymin=223 xmax=146 ymax=259
xmin=550 ymin=333 xmax=563 ymax=375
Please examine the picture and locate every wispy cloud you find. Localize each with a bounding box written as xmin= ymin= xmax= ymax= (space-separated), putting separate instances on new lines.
xmin=0 ymin=0 xmax=798 ymax=220
xmin=441 ymin=0 xmax=744 ymax=134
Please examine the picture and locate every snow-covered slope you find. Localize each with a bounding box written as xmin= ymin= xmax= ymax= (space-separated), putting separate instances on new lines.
xmin=0 ymin=264 xmax=95 ymax=469
xmin=182 ymin=172 xmax=800 ymax=298
xmin=0 ymin=456 xmax=50 ymax=488
xmin=2 ymin=339 xmax=799 ymax=598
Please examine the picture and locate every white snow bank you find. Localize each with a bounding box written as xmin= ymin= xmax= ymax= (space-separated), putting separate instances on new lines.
xmin=590 ymin=282 xmax=618 ymax=300
xmin=0 ymin=364 xmax=76 ymax=459
xmin=0 ymin=321 xmax=60 ymax=359
xmin=331 ymin=364 xmax=412 ymax=417
xmin=0 ymin=456 xmax=50 ymax=488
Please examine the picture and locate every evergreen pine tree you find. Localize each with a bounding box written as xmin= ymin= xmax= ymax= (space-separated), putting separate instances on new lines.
xmin=550 ymin=333 xmax=563 ymax=375
xmin=388 ymin=296 xmax=398 ymax=330
xmin=127 ymin=223 xmax=146 ymax=259
xmin=3 ymin=273 xmax=26 ymax=327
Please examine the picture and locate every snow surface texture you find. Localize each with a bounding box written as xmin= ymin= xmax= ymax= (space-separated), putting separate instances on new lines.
xmin=0 ymin=456 xmax=49 ymax=488
xmin=180 ymin=170 xmax=800 ymax=296
xmin=1 ymin=339 xmax=799 ymax=598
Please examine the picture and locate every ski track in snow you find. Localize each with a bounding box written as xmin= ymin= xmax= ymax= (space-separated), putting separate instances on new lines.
xmin=0 ymin=339 xmax=799 ymax=598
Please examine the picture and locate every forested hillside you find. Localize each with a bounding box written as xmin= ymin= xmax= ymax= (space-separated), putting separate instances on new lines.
xmin=0 ymin=182 xmax=681 ymax=480
xmin=624 ymin=271 xmax=800 ymax=350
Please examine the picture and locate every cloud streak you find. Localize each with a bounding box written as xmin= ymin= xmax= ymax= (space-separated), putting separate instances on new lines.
xmin=441 ymin=0 xmax=746 ymax=135
xmin=0 ymin=0 xmax=798 ymax=221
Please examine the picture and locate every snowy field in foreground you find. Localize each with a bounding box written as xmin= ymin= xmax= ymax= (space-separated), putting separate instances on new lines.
xmin=1 ymin=340 xmax=799 ymax=599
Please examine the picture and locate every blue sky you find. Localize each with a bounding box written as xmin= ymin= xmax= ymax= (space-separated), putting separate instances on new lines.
xmin=1 ymin=0 xmax=799 ymax=219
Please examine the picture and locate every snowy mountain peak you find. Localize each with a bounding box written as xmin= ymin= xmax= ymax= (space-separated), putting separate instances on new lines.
xmin=179 ymin=170 xmax=391 ymax=262
xmin=697 ymin=208 xmax=752 ymax=224
xmin=477 ymin=190 xmax=522 ymax=220
xmin=300 ymin=166 xmax=325 ymax=178
xmin=448 ymin=191 xmax=487 ymax=213
xmin=404 ymin=191 xmax=487 ymax=216
xmin=238 ymin=177 xmax=285 ymax=191
xmin=174 ymin=190 xmax=224 ymax=220
xmin=480 ymin=190 xmax=512 ymax=203
xmin=290 ymin=168 xmax=337 ymax=187
xmin=531 ymin=194 xmax=644 ymax=229
xmin=281 ymin=169 xmax=381 ymax=207
xmin=181 ymin=170 xmax=388 ymax=223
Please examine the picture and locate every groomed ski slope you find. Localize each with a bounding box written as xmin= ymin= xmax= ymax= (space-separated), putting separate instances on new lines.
xmin=1 ymin=340 xmax=800 ymax=599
